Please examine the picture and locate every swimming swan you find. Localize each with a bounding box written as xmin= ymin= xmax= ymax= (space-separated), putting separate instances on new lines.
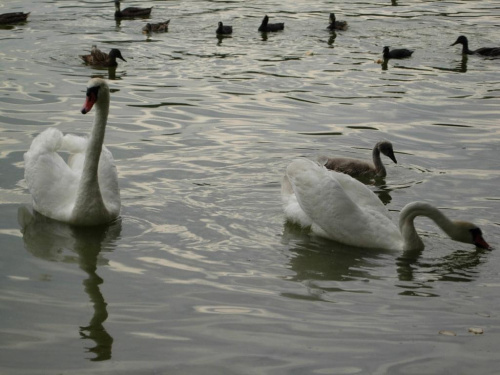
xmin=320 ymin=140 xmax=397 ymax=178
xmin=281 ymin=158 xmax=491 ymax=251
xmin=24 ymin=78 xmax=120 ymax=226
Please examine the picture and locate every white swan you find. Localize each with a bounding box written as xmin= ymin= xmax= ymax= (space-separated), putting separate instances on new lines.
xmin=282 ymin=158 xmax=491 ymax=251
xmin=24 ymin=78 xmax=120 ymax=226
xmin=319 ymin=140 xmax=397 ymax=178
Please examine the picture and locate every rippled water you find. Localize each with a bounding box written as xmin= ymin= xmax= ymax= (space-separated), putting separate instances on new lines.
xmin=1 ymin=0 xmax=500 ymax=373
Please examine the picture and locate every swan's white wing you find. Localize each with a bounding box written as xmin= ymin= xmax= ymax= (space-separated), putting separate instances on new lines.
xmin=62 ymin=133 xmax=87 ymax=172
xmin=24 ymin=128 xmax=79 ymax=222
xmin=331 ymin=169 xmax=390 ymax=219
xmin=286 ymin=158 xmax=401 ymax=249
xmin=281 ymin=174 xmax=313 ymax=228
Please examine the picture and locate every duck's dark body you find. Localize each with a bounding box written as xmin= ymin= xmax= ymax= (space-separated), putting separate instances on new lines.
xmin=258 ymin=15 xmax=284 ymax=32
xmin=327 ymin=13 xmax=347 ymax=31
xmin=0 ymin=12 xmax=30 ymax=25
xmin=216 ymin=21 xmax=233 ymax=35
xmin=383 ymin=46 xmax=414 ymax=59
xmin=115 ymin=1 xmax=152 ymax=19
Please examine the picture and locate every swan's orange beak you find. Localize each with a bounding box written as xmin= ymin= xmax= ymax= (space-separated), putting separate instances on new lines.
xmin=473 ymin=232 xmax=492 ymax=250
xmin=81 ymin=91 xmax=97 ymax=114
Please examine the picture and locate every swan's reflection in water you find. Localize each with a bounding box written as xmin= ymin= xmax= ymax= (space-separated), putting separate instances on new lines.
xmin=18 ymin=207 xmax=121 ymax=361
xmin=281 ymin=222 xmax=390 ymax=300
xmin=282 ymin=221 xmax=487 ymax=298
xmin=397 ymin=244 xmax=486 ymax=287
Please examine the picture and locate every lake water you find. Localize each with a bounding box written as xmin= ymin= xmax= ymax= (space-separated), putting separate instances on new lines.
xmin=1 ymin=0 xmax=500 ymax=373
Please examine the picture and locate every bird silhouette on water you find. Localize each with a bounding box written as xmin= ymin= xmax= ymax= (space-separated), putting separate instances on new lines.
xmin=451 ymin=35 xmax=500 ymax=57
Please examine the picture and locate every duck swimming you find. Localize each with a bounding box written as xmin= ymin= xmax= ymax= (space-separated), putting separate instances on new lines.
xmin=258 ymin=15 xmax=284 ymax=32
xmin=80 ymin=46 xmax=126 ymax=67
xmin=282 ymin=158 xmax=491 ymax=251
xmin=383 ymin=46 xmax=414 ymax=59
xmin=114 ymin=0 xmax=152 ymax=19
xmin=451 ymin=35 xmax=500 ymax=57
xmin=142 ymin=20 xmax=170 ymax=33
xmin=216 ymin=21 xmax=233 ymax=35
xmin=0 ymin=12 xmax=30 ymax=24
xmin=320 ymin=140 xmax=397 ymax=179
xmin=24 ymin=78 xmax=120 ymax=226
xmin=327 ymin=13 xmax=347 ymax=31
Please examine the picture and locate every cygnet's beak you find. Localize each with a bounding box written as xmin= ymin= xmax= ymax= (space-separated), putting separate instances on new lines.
xmin=389 ymin=152 xmax=397 ymax=164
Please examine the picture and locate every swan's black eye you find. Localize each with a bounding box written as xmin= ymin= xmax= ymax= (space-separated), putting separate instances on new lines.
xmin=86 ymin=85 xmax=100 ymax=100
xmin=470 ymin=227 xmax=482 ymax=236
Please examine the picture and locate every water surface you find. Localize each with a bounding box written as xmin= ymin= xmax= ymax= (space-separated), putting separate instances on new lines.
xmin=1 ymin=0 xmax=500 ymax=373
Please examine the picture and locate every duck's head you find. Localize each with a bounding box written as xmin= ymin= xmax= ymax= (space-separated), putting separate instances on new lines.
xmin=114 ymin=1 xmax=121 ymax=11
xmin=451 ymin=35 xmax=468 ymax=47
xmin=453 ymin=221 xmax=492 ymax=250
xmin=262 ymin=15 xmax=269 ymax=25
xmin=109 ymin=49 xmax=126 ymax=62
xmin=377 ymin=140 xmax=397 ymax=164
xmin=329 ymin=13 xmax=336 ymax=22
xmin=142 ymin=23 xmax=152 ymax=33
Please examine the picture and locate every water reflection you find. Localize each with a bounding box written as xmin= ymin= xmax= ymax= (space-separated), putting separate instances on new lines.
xmin=381 ymin=58 xmax=389 ymax=71
xmin=18 ymin=207 xmax=121 ymax=361
xmin=216 ymin=34 xmax=231 ymax=46
xmin=282 ymin=223 xmax=389 ymax=299
xmin=327 ymin=32 xmax=337 ymax=46
xmin=396 ymin=245 xmax=487 ymax=285
xmin=434 ymin=55 xmax=468 ymax=73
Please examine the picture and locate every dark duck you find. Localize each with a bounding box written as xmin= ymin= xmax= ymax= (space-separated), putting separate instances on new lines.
xmin=258 ymin=15 xmax=284 ymax=32
xmin=327 ymin=13 xmax=347 ymax=31
xmin=383 ymin=46 xmax=414 ymax=59
xmin=80 ymin=46 xmax=127 ymax=67
xmin=142 ymin=20 xmax=170 ymax=33
xmin=451 ymin=35 xmax=500 ymax=57
xmin=0 ymin=11 xmax=30 ymax=24
xmin=114 ymin=0 xmax=152 ymax=19
xmin=216 ymin=21 xmax=233 ymax=35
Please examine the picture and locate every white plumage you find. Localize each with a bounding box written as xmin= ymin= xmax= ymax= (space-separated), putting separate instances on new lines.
xmin=282 ymin=158 xmax=491 ymax=251
xmin=24 ymin=78 xmax=120 ymax=226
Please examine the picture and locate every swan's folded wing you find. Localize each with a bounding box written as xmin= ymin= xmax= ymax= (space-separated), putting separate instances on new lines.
xmin=62 ymin=133 xmax=87 ymax=172
xmin=332 ymin=170 xmax=390 ymax=219
xmin=281 ymin=174 xmax=313 ymax=227
xmin=286 ymin=158 xmax=398 ymax=248
xmin=24 ymin=129 xmax=79 ymax=221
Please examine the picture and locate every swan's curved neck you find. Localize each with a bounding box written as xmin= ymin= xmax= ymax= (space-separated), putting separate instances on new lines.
xmin=399 ymin=202 xmax=456 ymax=251
xmin=372 ymin=143 xmax=386 ymax=177
xmin=73 ymin=90 xmax=110 ymax=221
